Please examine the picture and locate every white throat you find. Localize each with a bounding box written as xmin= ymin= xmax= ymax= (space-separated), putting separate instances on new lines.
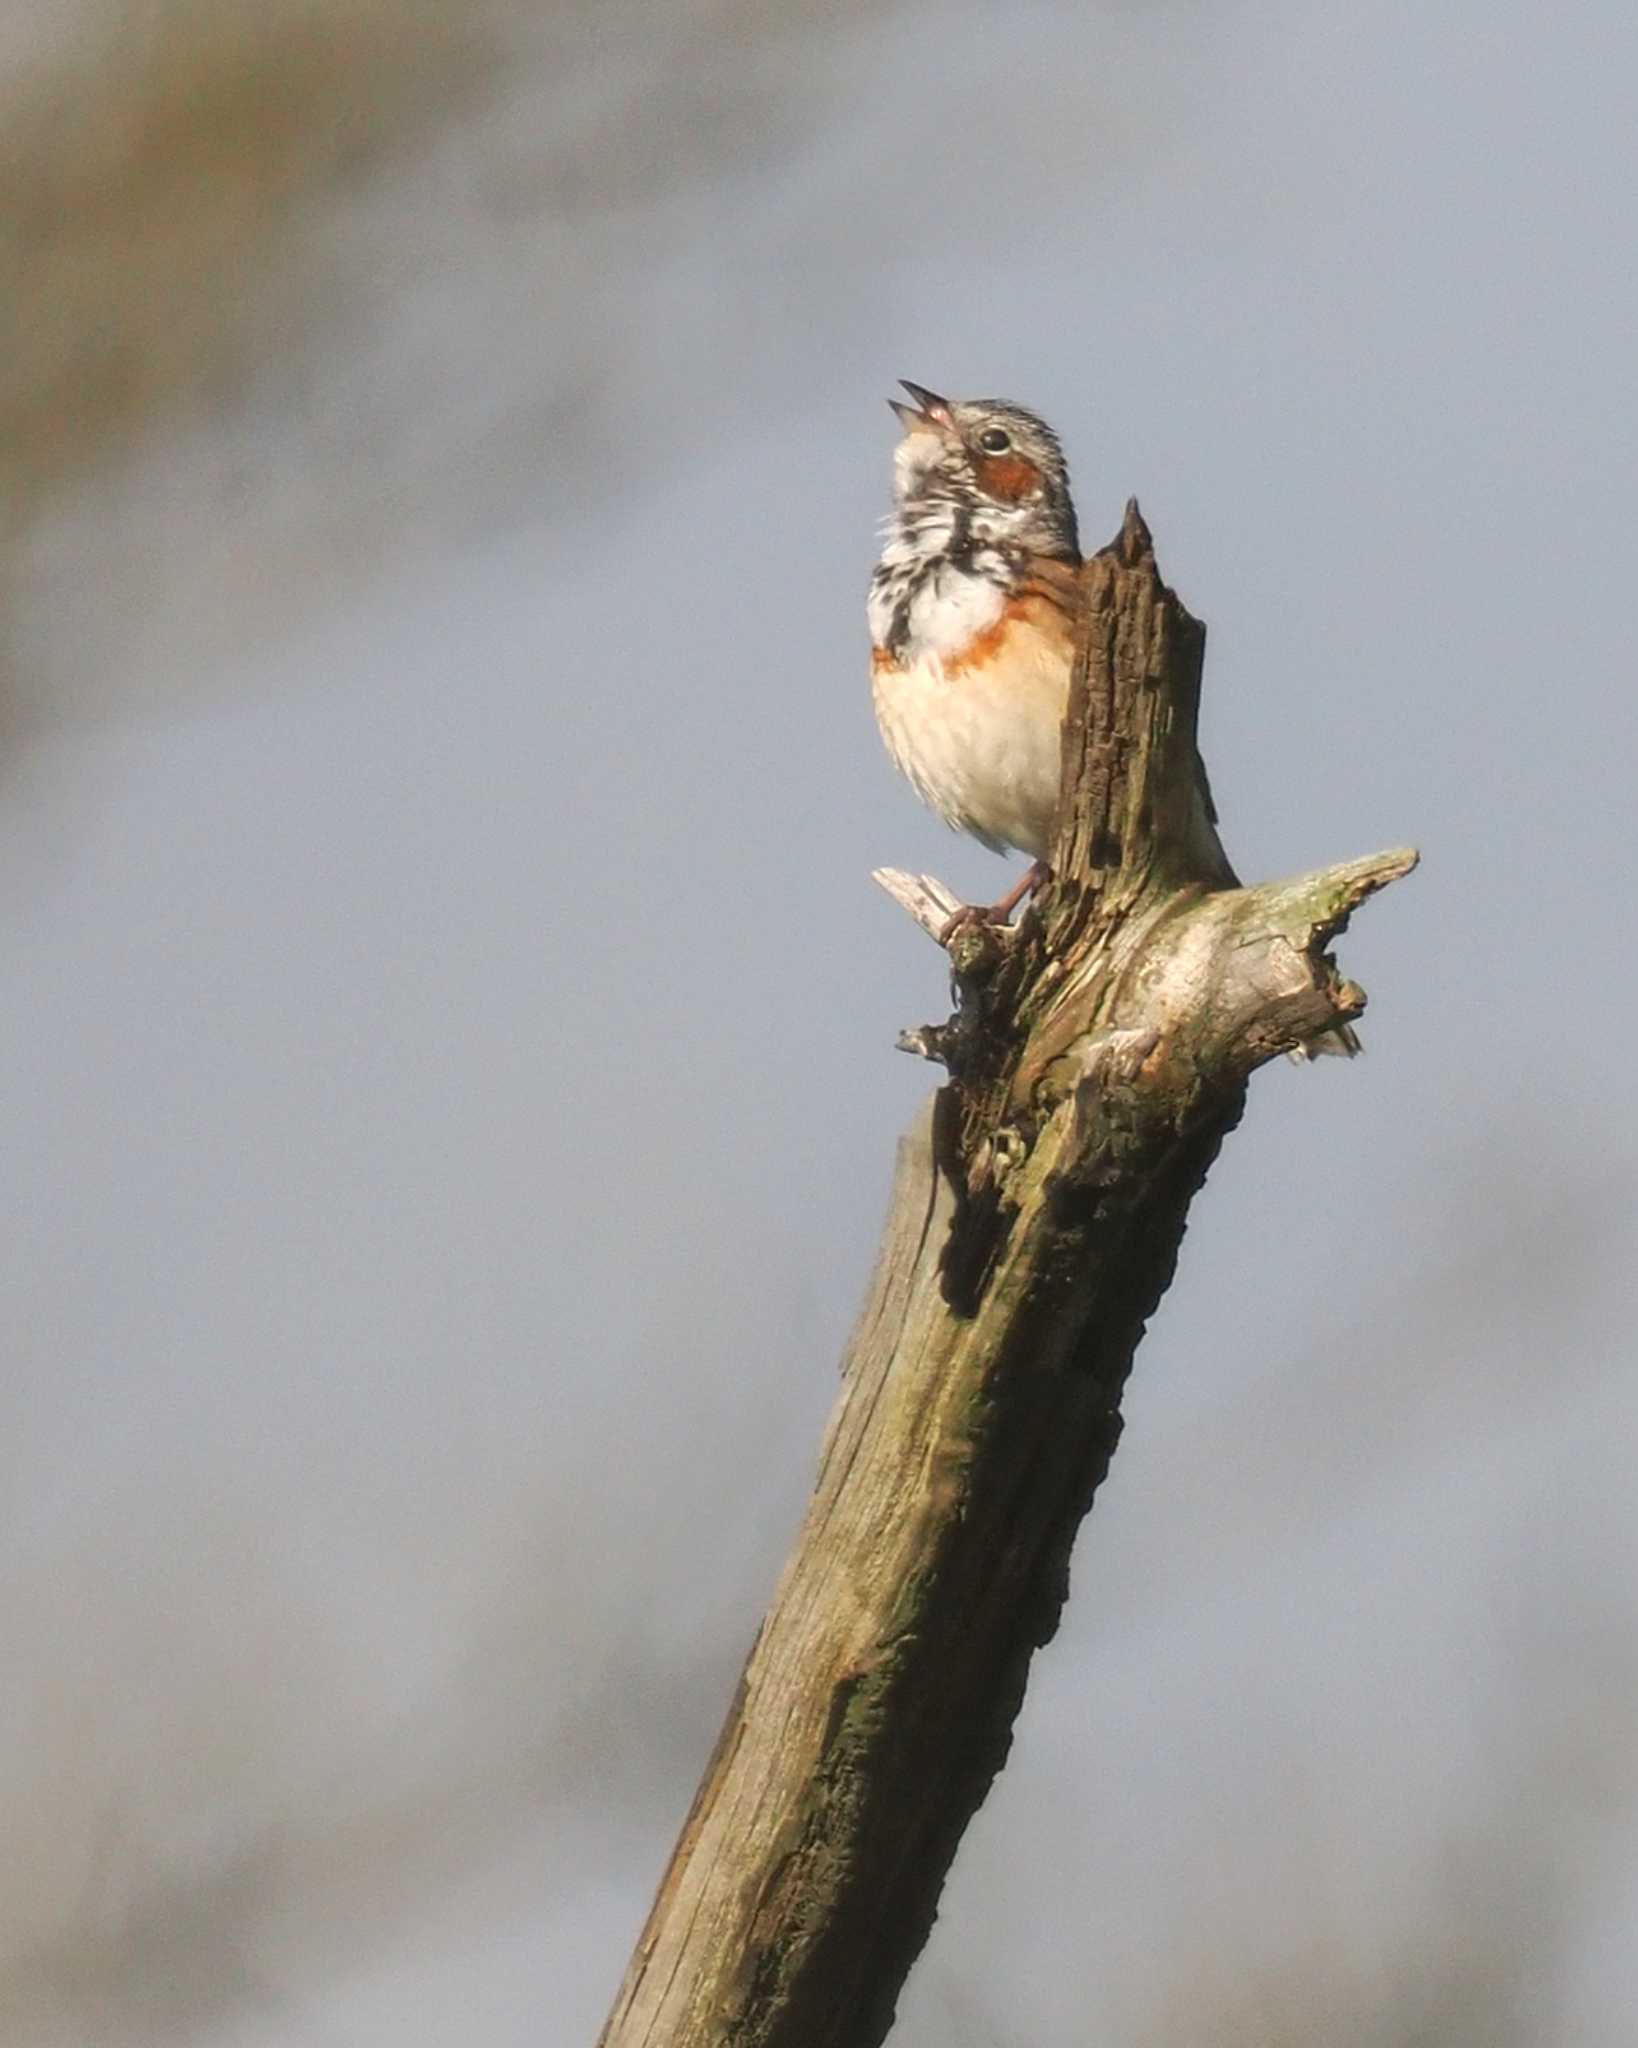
xmin=869 ymin=509 xmax=1018 ymax=667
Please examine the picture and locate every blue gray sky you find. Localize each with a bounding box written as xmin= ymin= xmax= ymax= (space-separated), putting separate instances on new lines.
xmin=3 ymin=2 xmax=1636 ymax=2041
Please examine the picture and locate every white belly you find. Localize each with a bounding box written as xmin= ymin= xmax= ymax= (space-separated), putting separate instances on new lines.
xmin=872 ymin=631 xmax=1068 ymax=858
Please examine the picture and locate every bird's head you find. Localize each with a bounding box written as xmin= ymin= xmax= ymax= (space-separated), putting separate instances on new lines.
xmin=886 ymin=381 xmax=1079 ymax=560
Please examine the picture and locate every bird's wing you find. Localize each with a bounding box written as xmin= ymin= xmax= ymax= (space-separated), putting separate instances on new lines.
xmin=1013 ymin=553 xmax=1084 ymax=625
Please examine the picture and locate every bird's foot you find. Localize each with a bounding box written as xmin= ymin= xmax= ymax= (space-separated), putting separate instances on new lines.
xmin=937 ymin=900 xmax=1008 ymax=947
xmin=936 ymin=861 xmax=1049 ymax=948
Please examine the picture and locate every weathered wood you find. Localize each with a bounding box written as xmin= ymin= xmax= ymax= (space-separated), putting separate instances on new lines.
xmin=597 ymin=507 xmax=1416 ymax=2048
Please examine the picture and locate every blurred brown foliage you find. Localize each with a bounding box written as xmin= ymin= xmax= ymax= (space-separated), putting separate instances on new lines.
xmin=2 ymin=1 xmax=496 ymax=524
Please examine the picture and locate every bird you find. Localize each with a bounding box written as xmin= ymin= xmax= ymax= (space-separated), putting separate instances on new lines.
xmin=868 ymin=380 xmax=1358 ymax=1054
xmin=868 ymin=380 xmax=1084 ymax=931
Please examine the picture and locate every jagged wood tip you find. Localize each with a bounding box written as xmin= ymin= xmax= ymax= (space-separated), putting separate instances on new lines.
xmin=1106 ymin=495 xmax=1153 ymax=567
xmin=1284 ymin=844 xmax=1421 ymax=937
xmin=871 ymin=866 xmax=966 ymax=943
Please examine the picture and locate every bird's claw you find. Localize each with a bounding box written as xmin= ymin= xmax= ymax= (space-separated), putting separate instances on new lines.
xmin=937 ymin=901 xmax=1007 ymax=948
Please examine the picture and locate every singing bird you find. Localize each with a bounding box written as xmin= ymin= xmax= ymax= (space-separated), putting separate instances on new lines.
xmin=868 ymin=381 xmax=1084 ymax=927
xmin=868 ymin=380 xmax=1357 ymax=1052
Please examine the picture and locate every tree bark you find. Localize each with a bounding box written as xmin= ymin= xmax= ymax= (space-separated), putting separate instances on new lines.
xmin=597 ymin=504 xmax=1416 ymax=2048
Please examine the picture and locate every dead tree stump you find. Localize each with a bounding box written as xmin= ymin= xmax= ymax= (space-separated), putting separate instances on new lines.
xmin=597 ymin=504 xmax=1417 ymax=2048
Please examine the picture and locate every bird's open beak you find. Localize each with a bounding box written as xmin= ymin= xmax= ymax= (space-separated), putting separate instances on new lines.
xmin=889 ymin=379 xmax=955 ymax=433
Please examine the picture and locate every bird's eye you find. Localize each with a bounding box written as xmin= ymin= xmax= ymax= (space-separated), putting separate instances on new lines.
xmin=977 ymin=427 xmax=1012 ymax=454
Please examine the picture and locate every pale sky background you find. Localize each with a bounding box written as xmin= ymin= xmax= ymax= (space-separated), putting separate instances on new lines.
xmin=3 ymin=2 xmax=1636 ymax=2042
